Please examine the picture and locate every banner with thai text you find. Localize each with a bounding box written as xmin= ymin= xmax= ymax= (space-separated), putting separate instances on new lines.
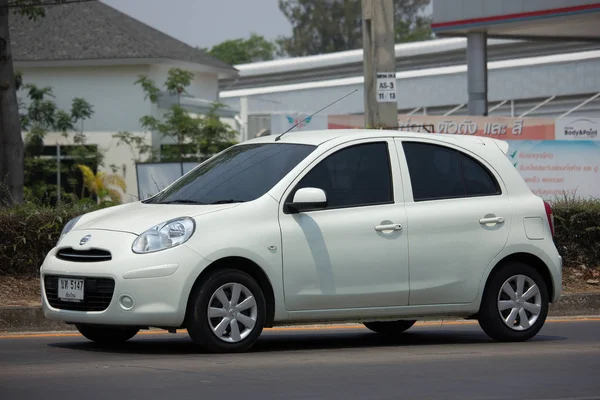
xmin=328 ymin=114 xmax=556 ymax=140
xmin=506 ymin=140 xmax=600 ymax=200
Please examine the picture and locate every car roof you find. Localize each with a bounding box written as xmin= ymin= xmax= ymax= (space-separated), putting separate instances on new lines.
xmin=244 ymin=129 xmax=509 ymax=154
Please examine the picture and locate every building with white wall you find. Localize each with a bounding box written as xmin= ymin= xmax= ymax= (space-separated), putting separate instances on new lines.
xmin=431 ymin=0 xmax=600 ymax=115
xmin=10 ymin=0 xmax=238 ymax=202
xmin=219 ymin=37 xmax=600 ymax=139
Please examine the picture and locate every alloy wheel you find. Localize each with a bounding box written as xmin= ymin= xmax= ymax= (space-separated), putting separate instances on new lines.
xmin=207 ymin=282 xmax=258 ymax=343
xmin=497 ymin=274 xmax=542 ymax=331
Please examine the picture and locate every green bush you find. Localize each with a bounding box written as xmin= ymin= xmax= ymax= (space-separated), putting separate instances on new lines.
xmin=0 ymin=202 xmax=106 ymax=276
xmin=0 ymin=198 xmax=598 ymax=277
xmin=553 ymin=197 xmax=600 ymax=270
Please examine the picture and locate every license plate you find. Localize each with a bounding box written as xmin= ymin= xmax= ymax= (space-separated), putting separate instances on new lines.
xmin=58 ymin=278 xmax=84 ymax=302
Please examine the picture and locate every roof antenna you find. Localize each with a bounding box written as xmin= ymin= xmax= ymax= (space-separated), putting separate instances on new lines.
xmin=274 ymin=89 xmax=358 ymax=141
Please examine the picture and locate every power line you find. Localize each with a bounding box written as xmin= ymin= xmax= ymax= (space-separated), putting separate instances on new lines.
xmin=5 ymin=0 xmax=97 ymax=9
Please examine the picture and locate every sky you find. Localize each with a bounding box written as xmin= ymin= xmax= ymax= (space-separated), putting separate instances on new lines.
xmin=101 ymin=0 xmax=293 ymax=49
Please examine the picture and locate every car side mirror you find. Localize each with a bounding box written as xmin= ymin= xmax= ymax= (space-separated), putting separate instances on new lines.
xmin=285 ymin=187 xmax=327 ymax=214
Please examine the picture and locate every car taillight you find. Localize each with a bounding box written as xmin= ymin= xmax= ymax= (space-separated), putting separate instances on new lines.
xmin=544 ymin=201 xmax=554 ymax=236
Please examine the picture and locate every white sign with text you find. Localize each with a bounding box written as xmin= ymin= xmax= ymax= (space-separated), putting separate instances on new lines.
xmin=376 ymin=72 xmax=397 ymax=103
xmin=555 ymin=117 xmax=600 ymax=141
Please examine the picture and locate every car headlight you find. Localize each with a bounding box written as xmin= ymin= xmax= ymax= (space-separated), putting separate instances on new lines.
xmin=58 ymin=215 xmax=82 ymax=244
xmin=132 ymin=217 xmax=196 ymax=254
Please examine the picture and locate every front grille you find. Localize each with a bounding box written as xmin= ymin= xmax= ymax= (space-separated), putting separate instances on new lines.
xmin=44 ymin=275 xmax=115 ymax=311
xmin=56 ymin=248 xmax=112 ymax=262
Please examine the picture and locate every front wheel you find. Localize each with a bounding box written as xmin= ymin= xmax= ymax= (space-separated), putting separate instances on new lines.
xmin=75 ymin=324 xmax=139 ymax=344
xmin=363 ymin=320 xmax=417 ymax=335
xmin=478 ymin=262 xmax=549 ymax=342
xmin=186 ymin=269 xmax=266 ymax=353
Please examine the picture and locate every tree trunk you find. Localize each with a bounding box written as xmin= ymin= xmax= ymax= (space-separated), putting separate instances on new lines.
xmin=0 ymin=0 xmax=24 ymax=205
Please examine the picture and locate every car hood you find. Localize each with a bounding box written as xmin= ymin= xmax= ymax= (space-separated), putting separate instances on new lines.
xmin=71 ymin=201 xmax=240 ymax=235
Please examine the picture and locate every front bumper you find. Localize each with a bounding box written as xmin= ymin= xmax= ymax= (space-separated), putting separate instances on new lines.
xmin=40 ymin=229 xmax=210 ymax=328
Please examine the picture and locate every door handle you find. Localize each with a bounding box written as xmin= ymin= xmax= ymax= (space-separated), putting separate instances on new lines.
xmin=375 ymin=223 xmax=402 ymax=232
xmin=479 ymin=216 xmax=505 ymax=225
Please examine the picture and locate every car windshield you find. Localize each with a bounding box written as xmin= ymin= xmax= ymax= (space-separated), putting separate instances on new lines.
xmin=144 ymin=143 xmax=316 ymax=205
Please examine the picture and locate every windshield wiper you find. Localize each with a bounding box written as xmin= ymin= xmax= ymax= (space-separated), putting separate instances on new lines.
xmin=160 ymin=199 xmax=206 ymax=205
xmin=155 ymin=199 xmax=246 ymax=205
xmin=210 ymin=199 xmax=246 ymax=204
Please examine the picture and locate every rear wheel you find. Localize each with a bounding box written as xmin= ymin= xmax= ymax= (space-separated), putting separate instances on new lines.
xmin=186 ymin=269 xmax=266 ymax=353
xmin=363 ymin=320 xmax=417 ymax=335
xmin=478 ymin=261 xmax=549 ymax=342
xmin=75 ymin=324 xmax=139 ymax=344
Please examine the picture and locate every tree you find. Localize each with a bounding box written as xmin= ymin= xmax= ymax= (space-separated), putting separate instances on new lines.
xmin=393 ymin=3 xmax=433 ymax=44
xmin=114 ymin=67 xmax=237 ymax=164
xmin=19 ymin=79 xmax=107 ymax=204
xmin=0 ymin=0 xmax=71 ymax=205
xmin=206 ymin=33 xmax=276 ymax=65
xmin=112 ymin=131 xmax=156 ymax=164
xmin=77 ymin=164 xmax=126 ymax=205
xmin=194 ymin=102 xmax=240 ymax=157
xmin=276 ymin=0 xmax=432 ymax=57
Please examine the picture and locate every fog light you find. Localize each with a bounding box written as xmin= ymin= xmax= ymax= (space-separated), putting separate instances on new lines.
xmin=119 ymin=295 xmax=134 ymax=310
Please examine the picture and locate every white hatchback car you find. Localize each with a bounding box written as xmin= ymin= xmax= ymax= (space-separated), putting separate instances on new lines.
xmin=40 ymin=129 xmax=562 ymax=353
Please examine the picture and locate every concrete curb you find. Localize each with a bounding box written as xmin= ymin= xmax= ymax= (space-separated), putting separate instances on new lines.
xmin=1 ymin=292 xmax=599 ymax=333
xmin=548 ymin=292 xmax=600 ymax=316
xmin=0 ymin=306 xmax=73 ymax=333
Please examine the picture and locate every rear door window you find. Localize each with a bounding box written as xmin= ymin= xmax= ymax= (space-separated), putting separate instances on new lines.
xmin=402 ymin=142 xmax=501 ymax=201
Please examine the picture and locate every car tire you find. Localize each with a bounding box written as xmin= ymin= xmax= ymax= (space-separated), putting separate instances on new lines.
xmin=75 ymin=324 xmax=139 ymax=344
xmin=478 ymin=261 xmax=549 ymax=342
xmin=363 ymin=320 xmax=417 ymax=335
xmin=186 ymin=268 xmax=266 ymax=353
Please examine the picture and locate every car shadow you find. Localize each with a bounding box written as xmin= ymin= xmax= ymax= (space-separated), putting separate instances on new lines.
xmin=252 ymin=330 xmax=565 ymax=353
xmin=47 ymin=326 xmax=567 ymax=355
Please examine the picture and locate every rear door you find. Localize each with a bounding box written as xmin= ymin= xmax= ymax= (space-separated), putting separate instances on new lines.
xmin=395 ymin=139 xmax=513 ymax=306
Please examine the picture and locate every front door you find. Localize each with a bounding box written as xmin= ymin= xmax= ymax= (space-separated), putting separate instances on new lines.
xmin=279 ymin=139 xmax=410 ymax=311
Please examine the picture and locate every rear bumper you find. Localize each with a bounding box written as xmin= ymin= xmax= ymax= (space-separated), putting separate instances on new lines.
xmin=540 ymin=247 xmax=562 ymax=304
xmin=553 ymin=255 xmax=563 ymax=303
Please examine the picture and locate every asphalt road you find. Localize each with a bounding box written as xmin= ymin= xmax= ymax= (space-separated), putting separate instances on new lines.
xmin=1 ymin=318 xmax=600 ymax=400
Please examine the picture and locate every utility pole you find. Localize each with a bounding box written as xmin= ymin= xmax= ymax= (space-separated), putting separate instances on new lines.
xmin=56 ymin=143 xmax=61 ymax=205
xmin=362 ymin=0 xmax=397 ymax=129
